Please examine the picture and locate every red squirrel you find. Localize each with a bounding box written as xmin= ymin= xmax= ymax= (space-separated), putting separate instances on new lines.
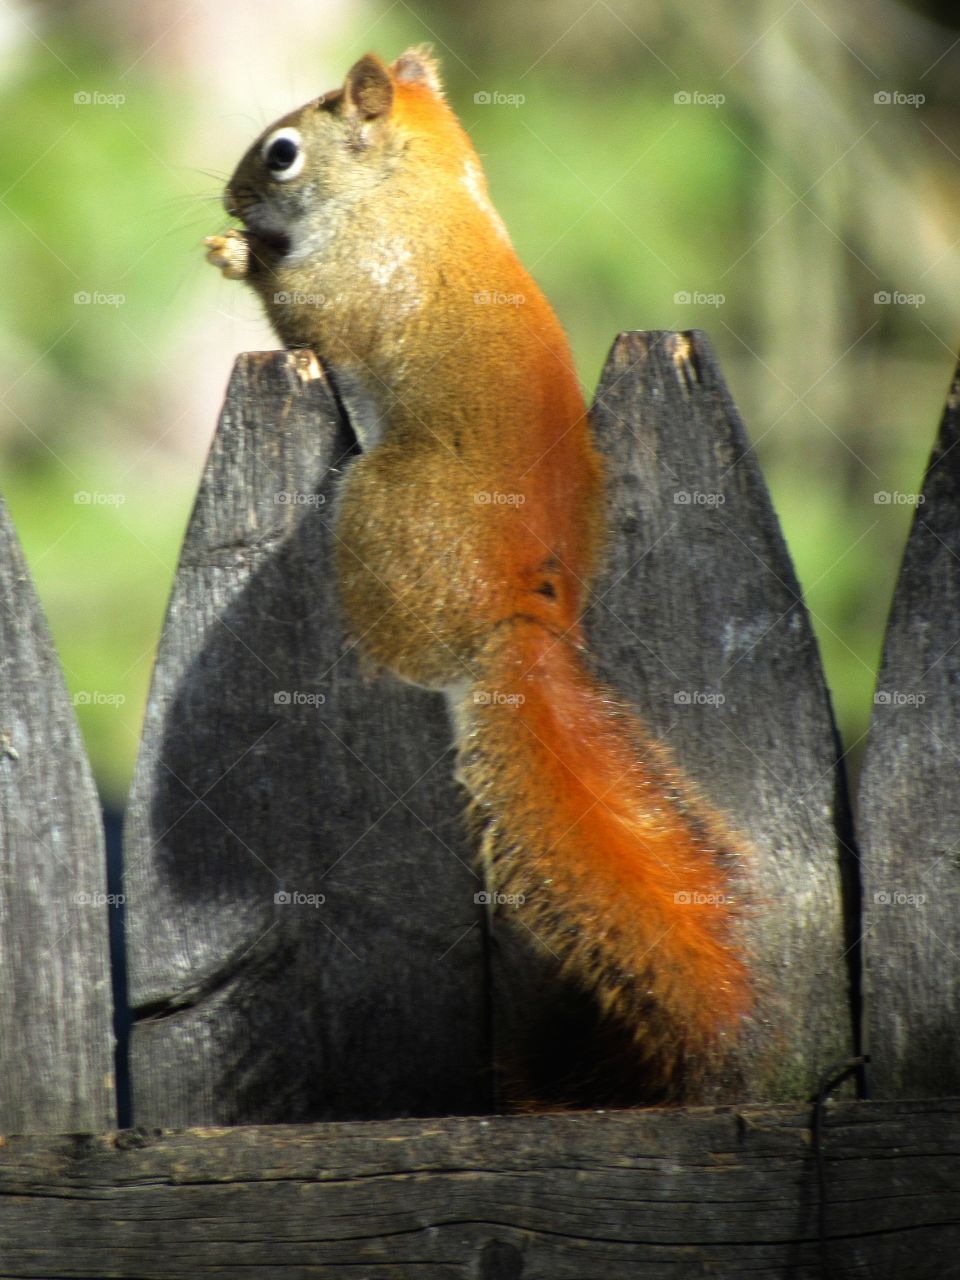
xmin=206 ymin=47 xmax=750 ymax=1096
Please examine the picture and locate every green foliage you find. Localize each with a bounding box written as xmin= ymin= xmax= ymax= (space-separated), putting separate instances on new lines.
xmin=467 ymin=76 xmax=750 ymax=390
xmin=0 ymin=49 xmax=194 ymax=397
xmin=2 ymin=451 xmax=192 ymax=806
xmin=1 ymin=34 xmax=200 ymax=806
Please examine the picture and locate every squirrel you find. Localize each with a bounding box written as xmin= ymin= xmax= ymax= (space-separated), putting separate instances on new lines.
xmin=206 ymin=47 xmax=750 ymax=1098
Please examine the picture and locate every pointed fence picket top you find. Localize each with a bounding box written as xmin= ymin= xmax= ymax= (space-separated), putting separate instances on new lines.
xmin=859 ymin=359 xmax=960 ymax=1098
xmin=577 ymin=330 xmax=856 ymax=1101
xmin=123 ymin=351 xmax=489 ymax=1127
xmin=0 ymin=497 xmax=115 ymax=1133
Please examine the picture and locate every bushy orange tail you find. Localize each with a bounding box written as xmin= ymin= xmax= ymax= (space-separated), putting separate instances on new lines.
xmin=452 ymin=619 xmax=750 ymax=1089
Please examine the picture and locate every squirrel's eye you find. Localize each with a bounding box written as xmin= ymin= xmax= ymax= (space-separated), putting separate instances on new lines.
xmin=261 ymin=127 xmax=304 ymax=182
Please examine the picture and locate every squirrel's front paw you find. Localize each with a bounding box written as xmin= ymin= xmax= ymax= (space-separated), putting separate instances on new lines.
xmin=205 ymin=230 xmax=250 ymax=280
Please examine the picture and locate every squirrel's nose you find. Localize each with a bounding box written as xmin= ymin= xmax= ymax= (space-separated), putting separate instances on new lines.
xmin=223 ymin=189 xmax=239 ymax=219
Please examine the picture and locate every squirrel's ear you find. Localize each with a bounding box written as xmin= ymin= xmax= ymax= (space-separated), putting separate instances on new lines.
xmin=392 ymin=45 xmax=443 ymax=96
xmin=343 ymin=53 xmax=394 ymax=119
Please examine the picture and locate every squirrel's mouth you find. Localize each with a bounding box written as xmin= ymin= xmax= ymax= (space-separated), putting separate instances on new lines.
xmin=225 ymin=190 xmax=291 ymax=257
xmin=246 ymin=222 xmax=292 ymax=257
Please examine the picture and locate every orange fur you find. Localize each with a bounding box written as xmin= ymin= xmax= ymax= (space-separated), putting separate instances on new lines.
xmin=454 ymin=621 xmax=749 ymax=1086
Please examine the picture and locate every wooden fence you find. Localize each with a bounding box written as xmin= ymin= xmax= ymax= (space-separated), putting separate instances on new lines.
xmin=0 ymin=331 xmax=958 ymax=1277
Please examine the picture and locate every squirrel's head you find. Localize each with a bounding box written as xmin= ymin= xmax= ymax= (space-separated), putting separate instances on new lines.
xmin=224 ymin=47 xmax=466 ymax=262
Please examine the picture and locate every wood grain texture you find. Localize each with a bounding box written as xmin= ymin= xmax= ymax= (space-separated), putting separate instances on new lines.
xmin=124 ymin=352 xmax=489 ymax=1127
xmin=859 ymin=359 xmax=960 ymax=1098
xmin=0 ymin=1101 xmax=956 ymax=1278
xmin=560 ymin=330 xmax=853 ymax=1102
xmin=0 ymin=497 xmax=115 ymax=1134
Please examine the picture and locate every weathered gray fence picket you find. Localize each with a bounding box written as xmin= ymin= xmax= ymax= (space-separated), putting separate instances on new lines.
xmin=859 ymin=361 xmax=960 ymax=1099
xmin=585 ymin=331 xmax=855 ymax=1102
xmin=1 ymin=330 xmax=958 ymax=1279
xmin=482 ymin=331 xmax=859 ymax=1106
xmin=0 ymin=498 xmax=114 ymax=1135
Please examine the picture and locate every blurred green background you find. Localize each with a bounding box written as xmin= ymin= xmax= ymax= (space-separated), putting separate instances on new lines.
xmin=2 ymin=0 xmax=958 ymax=809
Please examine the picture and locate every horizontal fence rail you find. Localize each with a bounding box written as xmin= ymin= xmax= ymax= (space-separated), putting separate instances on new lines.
xmin=1 ymin=1102 xmax=958 ymax=1278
